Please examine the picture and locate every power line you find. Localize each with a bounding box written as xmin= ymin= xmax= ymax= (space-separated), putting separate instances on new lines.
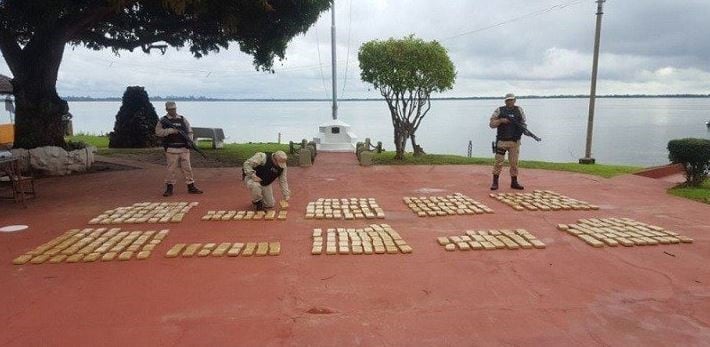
xmin=439 ymin=0 xmax=585 ymax=42
xmin=54 ymin=1 xmax=587 ymax=85
xmin=341 ymin=0 xmax=354 ymax=97
xmin=98 ymin=54 xmax=347 ymax=77
xmin=314 ymin=26 xmax=330 ymax=99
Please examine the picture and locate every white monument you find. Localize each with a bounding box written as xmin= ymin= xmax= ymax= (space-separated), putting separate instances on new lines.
xmin=314 ymin=119 xmax=357 ymax=152
xmin=313 ymin=1 xmax=357 ymax=152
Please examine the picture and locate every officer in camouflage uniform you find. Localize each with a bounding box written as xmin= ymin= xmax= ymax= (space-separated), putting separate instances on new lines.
xmin=489 ymin=93 xmax=526 ymax=191
xmin=155 ymin=101 xmax=203 ymax=197
xmin=242 ymin=151 xmax=290 ymax=211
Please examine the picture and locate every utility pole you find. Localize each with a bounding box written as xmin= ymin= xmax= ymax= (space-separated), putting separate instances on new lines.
xmin=331 ymin=1 xmax=338 ymax=120
xmin=580 ymin=0 xmax=605 ymax=164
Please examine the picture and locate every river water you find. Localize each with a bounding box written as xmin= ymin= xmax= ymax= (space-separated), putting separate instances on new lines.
xmin=65 ymin=98 xmax=710 ymax=166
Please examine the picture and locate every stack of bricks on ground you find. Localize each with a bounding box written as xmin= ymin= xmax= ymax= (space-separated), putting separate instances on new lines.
xmin=438 ymin=229 xmax=546 ymax=251
xmin=89 ymin=202 xmax=199 ymax=224
xmin=305 ymin=198 xmax=385 ymax=220
xmin=12 ymin=228 xmax=169 ymax=265
xmin=404 ymin=193 xmax=494 ymax=217
xmin=202 ymin=210 xmax=287 ymax=221
xmin=558 ymin=217 xmax=694 ymax=247
xmin=490 ymin=190 xmax=599 ymax=211
xmin=311 ymin=224 xmax=412 ymax=255
xmin=165 ymin=242 xmax=281 ymax=257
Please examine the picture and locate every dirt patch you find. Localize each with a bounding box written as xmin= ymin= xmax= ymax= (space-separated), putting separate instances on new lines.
xmin=98 ymin=148 xmax=244 ymax=168
xmin=88 ymin=161 xmax=139 ymax=173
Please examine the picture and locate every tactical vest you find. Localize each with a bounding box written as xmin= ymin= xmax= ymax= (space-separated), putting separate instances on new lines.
xmin=161 ymin=115 xmax=189 ymax=148
xmin=253 ymin=152 xmax=283 ymax=186
xmin=496 ymin=106 xmax=524 ymax=141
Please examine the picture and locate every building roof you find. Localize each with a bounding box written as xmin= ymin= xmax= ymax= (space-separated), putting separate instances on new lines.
xmin=0 ymin=74 xmax=13 ymax=94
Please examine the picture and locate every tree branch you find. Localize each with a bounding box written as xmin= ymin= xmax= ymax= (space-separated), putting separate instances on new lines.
xmin=76 ymin=27 xmax=170 ymax=53
xmin=412 ymin=96 xmax=431 ymax=132
xmin=60 ymin=5 xmax=122 ymax=41
xmin=405 ymin=89 xmax=416 ymax=123
xmin=0 ymin=32 xmax=22 ymax=76
xmin=394 ymin=90 xmax=403 ymax=121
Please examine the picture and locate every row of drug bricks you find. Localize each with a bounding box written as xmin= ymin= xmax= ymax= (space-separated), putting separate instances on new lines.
xmin=12 ymin=190 xmax=693 ymax=265
xmin=12 ymin=217 xmax=694 ymax=265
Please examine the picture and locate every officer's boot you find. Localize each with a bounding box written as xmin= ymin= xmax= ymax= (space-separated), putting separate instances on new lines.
xmin=187 ymin=183 xmax=203 ymax=194
xmin=490 ymin=175 xmax=499 ymax=191
xmin=163 ymin=184 xmax=174 ymax=197
xmin=253 ymin=200 xmax=265 ymax=211
xmin=511 ymin=176 xmax=524 ymax=190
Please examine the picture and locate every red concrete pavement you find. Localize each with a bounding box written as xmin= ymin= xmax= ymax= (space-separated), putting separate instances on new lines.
xmin=1 ymin=153 xmax=709 ymax=346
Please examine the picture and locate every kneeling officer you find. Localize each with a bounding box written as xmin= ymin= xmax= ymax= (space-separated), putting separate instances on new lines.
xmin=242 ymin=151 xmax=290 ymax=211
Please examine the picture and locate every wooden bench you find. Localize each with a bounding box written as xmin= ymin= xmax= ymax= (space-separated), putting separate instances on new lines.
xmin=192 ymin=127 xmax=225 ymax=149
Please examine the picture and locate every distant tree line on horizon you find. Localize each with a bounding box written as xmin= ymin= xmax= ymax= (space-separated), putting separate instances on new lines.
xmin=63 ymin=94 xmax=710 ymax=102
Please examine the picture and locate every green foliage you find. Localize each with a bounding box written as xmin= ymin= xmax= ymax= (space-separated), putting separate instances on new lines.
xmin=668 ymin=138 xmax=710 ymax=186
xmin=359 ymin=35 xmax=456 ymax=94
xmin=358 ymin=35 xmax=456 ymax=159
xmin=0 ymin=0 xmax=330 ymax=149
xmin=1 ymin=0 xmax=331 ymax=70
xmin=64 ymin=140 xmax=89 ymax=151
xmin=372 ymin=151 xmax=640 ymax=178
xmin=108 ymin=86 xmax=159 ymax=148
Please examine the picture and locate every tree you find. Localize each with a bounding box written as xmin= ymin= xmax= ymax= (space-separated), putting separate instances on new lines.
xmin=109 ymin=86 xmax=159 ymax=148
xmin=358 ymin=35 xmax=455 ymax=159
xmin=668 ymin=138 xmax=710 ymax=187
xmin=0 ymin=0 xmax=330 ymax=149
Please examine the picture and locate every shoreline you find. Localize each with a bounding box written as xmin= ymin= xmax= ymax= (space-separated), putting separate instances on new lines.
xmin=64 ymin=95 xmax=710 ymax=102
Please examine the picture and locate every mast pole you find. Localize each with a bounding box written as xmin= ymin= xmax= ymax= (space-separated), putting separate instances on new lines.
xmin=331 ymin=1 xmax=338 ymax=120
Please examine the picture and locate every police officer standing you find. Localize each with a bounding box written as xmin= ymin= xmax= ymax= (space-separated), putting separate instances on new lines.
xmin=155 ymin=101 xmax=203 ymax=197
xmin=242 ymin=151 xmax=290 ymax=211
xmin=489 ymin=93 xmax=526 ymax=191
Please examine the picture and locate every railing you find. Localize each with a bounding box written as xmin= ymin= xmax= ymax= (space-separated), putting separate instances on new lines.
xmin=356 ymin=138 xmax=383 ymax=163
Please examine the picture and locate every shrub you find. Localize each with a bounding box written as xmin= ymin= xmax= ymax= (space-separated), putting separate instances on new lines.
xmin=108 ymin=86 xmax=159 ymax=148
xmin=64 ymin=140 xmax=88 ymax=151
xmin=668 ymin=138 xmax=710 ymax=186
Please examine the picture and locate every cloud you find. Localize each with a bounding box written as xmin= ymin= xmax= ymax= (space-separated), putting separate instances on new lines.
xmin=1 ymin=0 xmax=709 ymax=98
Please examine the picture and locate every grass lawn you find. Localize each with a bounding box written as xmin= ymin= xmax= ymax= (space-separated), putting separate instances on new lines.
xmin=67 ymin=135 xmax=708 ymax=203
xmin=67 ymin=134 xmax=109 ymax=148
xmin=668 ymin=179 xmax=710 ymax=204
xmin=372 ymin=151 xmax=641 ymax=178
xmin=66 ymin=135 xmax=289 ymax=167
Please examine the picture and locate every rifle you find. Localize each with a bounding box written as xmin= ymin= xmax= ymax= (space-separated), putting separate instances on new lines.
xmin=159 ymin=118 xmax=208 ymax=159
xmin=502 ymin=115 xmax=542 ymax=142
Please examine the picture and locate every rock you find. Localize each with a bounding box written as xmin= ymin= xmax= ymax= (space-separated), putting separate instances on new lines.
xmin=11 ymin=146 xmax=96 ymax=176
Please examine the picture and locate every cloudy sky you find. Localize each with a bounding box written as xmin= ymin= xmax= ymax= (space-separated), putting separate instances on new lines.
xmin=2 ymin=0 xmax=709 ymax=99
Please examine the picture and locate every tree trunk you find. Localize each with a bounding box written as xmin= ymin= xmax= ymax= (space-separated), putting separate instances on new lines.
xmin=393 ymin=126 xmax=408 ymax=160
xmin=6 ymin=33 xmax=68 ymax=149
xmin=411 ymin=133 xmax=425 ymax=156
